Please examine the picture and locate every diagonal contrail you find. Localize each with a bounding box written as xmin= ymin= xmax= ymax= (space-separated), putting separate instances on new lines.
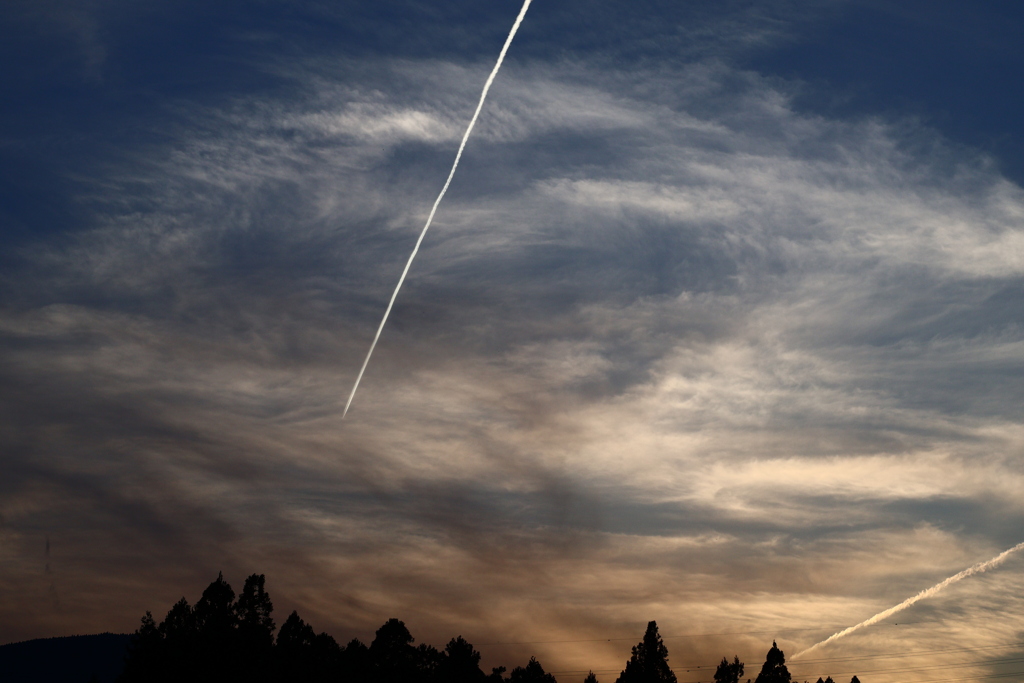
xmin=342 ymin=0 xmax=534 ymax=419
xmin=793 ymin=540 xmax=1024 ymax=658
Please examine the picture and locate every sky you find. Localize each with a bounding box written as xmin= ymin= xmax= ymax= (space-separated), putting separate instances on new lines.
xmin=3 ymin=1 xmax=1024 ymax=681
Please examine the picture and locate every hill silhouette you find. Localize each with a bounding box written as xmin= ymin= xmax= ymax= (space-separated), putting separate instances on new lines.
xmin=0 ymin=632 xmax=130 ymax=683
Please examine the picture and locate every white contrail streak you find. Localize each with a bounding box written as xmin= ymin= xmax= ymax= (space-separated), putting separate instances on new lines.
xmin=342 ymin=0 xmax=533 ymax=419
xmin=794 ymin=540 xmax=1024 ymax=658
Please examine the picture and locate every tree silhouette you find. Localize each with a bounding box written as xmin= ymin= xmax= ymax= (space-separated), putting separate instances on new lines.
xmin=277 ymin=609 xmax=317 ymax=681
xmin=615 ymin=621 xmax=677 ymax=683
xmin=160 ymin=598 xmax=194 ymax=635
xmin=434 ymin=636 xmax=486 ymax=683
xmin=119 ymin=612 xmax=163 ymax=682
xmin=237 ymin=574 xmax=275 ymax=647
xmin=714 ymin=656 xmax=744 ymax=683
xmin=193 ymin=572 xmax=238 ymax=681
xmin=417 ymin=641 xmax=444 ymax=681
xmin=371 ymin=618 xmax=431 ymax=683
xmin=510 ymin=657 xmax=558 ymax=683
xmin=311 ymin=632 xmax=343 ymax=680
xmin=157 ymin=598 xmax=196 ymax=680
xmin=753 ymin=642 xmax=791 ymax=683
xmin=276 ymin=610 xmax=342 ymax=682
xmin=117 ymin=573 xmax=873 ymax=683
xmin=120 ymin=574 xmax=251 ymax=683
xmin=194 ymin=572 xmax=236 ymax=637
xmin=236 ymin=574 xmax=275 ymax=682
xmin=278 ymin=611 xmax=317 ymax=649
xmin=341 ymin=637 xmax=372 ymax=683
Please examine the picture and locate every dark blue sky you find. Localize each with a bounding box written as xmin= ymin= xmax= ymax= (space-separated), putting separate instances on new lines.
xmin=3 ymin=0 xmax=1022 ymax=249
xmin=745 ymin=0 xmax=1024 ymax=181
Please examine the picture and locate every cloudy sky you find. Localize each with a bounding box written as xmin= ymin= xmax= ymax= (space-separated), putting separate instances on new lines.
xmin=3 ymin=1 xmax=1024 ymax=681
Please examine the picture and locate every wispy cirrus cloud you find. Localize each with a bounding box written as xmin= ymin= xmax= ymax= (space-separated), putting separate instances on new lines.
xmin=3 ymin=8 xmax=1024 ymax=681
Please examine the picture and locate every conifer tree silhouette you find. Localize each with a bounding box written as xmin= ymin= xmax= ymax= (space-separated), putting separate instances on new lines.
xmin=119 ymin=575 xmax=858 ymax=683
xmin=195 ymin=573 xmax=239 ymax=681
xmin=194 ymin=573 xmax=236 ymax=638
xmin=341 ymin=637 xmax=372 ymax=683
xmin=119 ymin=611 xmax=163 ymax=682
xmin=435 ymin=636 xmax=487 ymax=683
xmin=615 ymin=621 xmax=677 ymax=683
xmin=120 ymin=574 xmax=251 ymax=683
xmin=509 ymin=656 xmax=558 ymax=683
xmin=158 ymin=597 xmax=197 ymax=680
xmin=237 ymin=574 xmax=275 ymax=646
xmin=753 ymin=642 xmax=791 ymax=683
xmin=278 ymin=611 xmax=317 ymax=648
xmin=277 ymin=610 xmax=317 ymax=681
xmin=236 ymin=574 xmax=275 ymax=681
xmin=417 ymin=640 xmax=445 ymax=681
xmin=371 ymin=618 xmax=430 ymax=683
xmin=160 ymin=597 xmax=195 ymax=643
xmin=714 ymin=656 xmax=744 ymax=683
xmin=276 ymin=610 xmax=342 ymax=682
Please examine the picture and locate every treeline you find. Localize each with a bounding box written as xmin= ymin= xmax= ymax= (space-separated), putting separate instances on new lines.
xmin=118 ymin=573 xmax=861 ymax=683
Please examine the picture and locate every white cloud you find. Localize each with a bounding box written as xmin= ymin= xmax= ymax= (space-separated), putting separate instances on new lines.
xmin=5 ymin=47 xmax=1024 ymax=672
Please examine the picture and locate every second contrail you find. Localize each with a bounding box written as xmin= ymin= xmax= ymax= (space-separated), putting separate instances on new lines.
xmin=342 ymin=0 xmax=533 ymax=419
xmin=794 ymin=540 xmax=1024 ymax=658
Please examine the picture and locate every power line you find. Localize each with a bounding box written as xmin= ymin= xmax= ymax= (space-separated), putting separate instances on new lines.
xmin=672 ymin=671 xmax=1024 ymax=683
xmin=479 ymin=626 xmax=846 ymax=646
xmin=547 ymin=642 xmax=1024 ymax=679
xmin=670 ymin=673 xmax=1024 ymax=683
xmin=477 ymin=612 xmax=1013 ymax=648
xmin=899 ymin=671 xmax=1024 ymax=683
xmin=788 ymin=655 xmax=1024 ymax=678
xmin=793 ymin=643 xmax=1019 ymax=665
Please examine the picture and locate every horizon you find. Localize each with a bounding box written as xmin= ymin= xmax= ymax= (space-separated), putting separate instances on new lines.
xmin=0 ymin=599 xmax=862 ymax=683
xmin=3 ymin=2 xmax=1024 ymax=682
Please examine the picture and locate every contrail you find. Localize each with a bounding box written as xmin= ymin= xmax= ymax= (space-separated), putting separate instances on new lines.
xmin=342 ymin=0 xmax=533 ymax=419
xmin=794 ymin=541 xmax=1024 ymax=658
